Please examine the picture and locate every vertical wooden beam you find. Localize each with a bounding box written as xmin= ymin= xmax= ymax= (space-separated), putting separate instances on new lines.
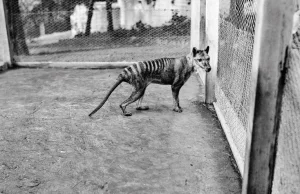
xmin=199 ymin=0 xmax=206 ymax=49
xmin=190 ymin=0 xmax=206 ymax=50
xmin=242 ymin=0 xmax=294 ymax=193
xmin=0 ymin=0 xmax=12 ymax=69
xmin=190 ymin=0 xmax=207 ymax=89
xmin=205 ymin=0 xmax=219 ymax=103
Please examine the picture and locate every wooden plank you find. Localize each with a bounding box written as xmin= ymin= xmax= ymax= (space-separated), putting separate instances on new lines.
xmin=190 ymin=0 xmax=206 ymax=51
xmin=199 ymin=0 xmax=207 ymax=50
xmin=242 ymin=0 xmax=294 ymax=193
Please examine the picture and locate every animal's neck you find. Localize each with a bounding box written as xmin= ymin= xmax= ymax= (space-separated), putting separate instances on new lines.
xmin=184 ymin=54 xmax=195 ymax=72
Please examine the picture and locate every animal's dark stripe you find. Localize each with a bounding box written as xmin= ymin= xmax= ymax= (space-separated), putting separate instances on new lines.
xmin=127 ymin=66 xmax=133 ymax=76
xmin=133 ymin=64 xmax=139 ymax=76
xmin=147 ymin=61 xmax=152 ymax=74
xmin=162 ymin=59 xmax=166 ymax=68
xmin=165 ymin=58 xmax=169 ymax=65
xmin=151 ymin=60 xmax=156 ymax=73
xmin=156 ymin=59 xmax=161 ymax=72
xmin=124 ymin=68 xmax=131 ymax=79
xmin=158 ymin=59 xmax=163 ymax=71
xmin=155 ymin=60 xmax=159 ymax=72
xmin=149 ymin=61 xmax=154 ymax=73
xmin=142 ymin=62 xmax=147 ymax=73
xmin=155 ymin=59 xmax=160 ymax=72
xmin=139 ymin=62 xmax=145 ymax=74
xmin=136 ymin=63 xmax=142 ymax=74
xmin=159 ymin=59 xmax=164 ymax=69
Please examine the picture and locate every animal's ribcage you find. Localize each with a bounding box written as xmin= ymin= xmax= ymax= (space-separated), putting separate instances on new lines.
xmin=122 ymin=58 xmax=174 ymax=83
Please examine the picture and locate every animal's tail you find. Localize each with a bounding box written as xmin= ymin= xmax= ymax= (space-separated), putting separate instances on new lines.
xmin=89 ymin=78 xmax=122 ymax=117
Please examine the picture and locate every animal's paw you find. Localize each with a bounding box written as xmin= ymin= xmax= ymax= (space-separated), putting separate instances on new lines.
xmin=123 ymin=112 xmax=132 ymax=116
xmin=173 ymin=107 xmax=183 ymax=113
xmin=136 ymin=106 xmax=149 ymax=110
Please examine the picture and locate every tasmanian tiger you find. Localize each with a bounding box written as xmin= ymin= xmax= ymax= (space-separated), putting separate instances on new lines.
xmin=89 ymin=46 xmax=211 ymax=117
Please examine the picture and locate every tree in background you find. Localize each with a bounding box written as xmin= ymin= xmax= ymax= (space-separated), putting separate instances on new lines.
xmin=85 ymin=0 xmax=96 ymax=36
xmin=85 ymin=0 xmax=115 ymax=35
xmin=5 ymin=0 xmax=29 ymax=55
xmin=106 ymin=0 xmax=114 ymax=32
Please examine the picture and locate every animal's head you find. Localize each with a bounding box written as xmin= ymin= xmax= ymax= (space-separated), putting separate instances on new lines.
xmin=189 ymin=46 xmax=211 ymax=72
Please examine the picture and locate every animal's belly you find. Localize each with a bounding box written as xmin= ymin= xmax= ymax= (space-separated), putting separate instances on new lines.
xmin=151 ymin=79 xmax=171 ymax=85
xmin=150 ymin=75 xmax=174 ymax=85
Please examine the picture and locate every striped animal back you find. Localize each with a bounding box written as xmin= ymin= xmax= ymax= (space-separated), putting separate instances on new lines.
xmin=121 ymin=58 xmax=174 ymax=81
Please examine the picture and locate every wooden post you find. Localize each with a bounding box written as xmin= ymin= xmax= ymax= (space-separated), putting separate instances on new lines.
xmin=0 ymin=0 xmax=12 ymax=69
xmin=205 ymin=0 xmax=219 ymax=103
xmin=191 ymin=0 xmax=217 ymax=103
xmin=242 ymin=0 xmax=294 ymax=193
xmin=190 ymin=0 xmax=207 ymax=89
xmin=190 ymin=0 xmax=206 ymax=51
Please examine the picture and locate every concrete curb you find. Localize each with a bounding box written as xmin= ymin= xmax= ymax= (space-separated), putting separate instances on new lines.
xmin=0 ymin=62 xmax=8 ymax=72
xmin=15 ymin=62 xmax=134 ymax=69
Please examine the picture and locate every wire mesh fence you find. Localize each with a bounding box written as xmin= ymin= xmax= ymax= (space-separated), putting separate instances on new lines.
xmin=216 ymin=0 xmax=257 ymax=160
xmin=6 ymin=0 xmax=191 ymax=63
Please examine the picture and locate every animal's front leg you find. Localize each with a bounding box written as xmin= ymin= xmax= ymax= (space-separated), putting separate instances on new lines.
xmin=171 ymin=85 xmax=182 ymax=113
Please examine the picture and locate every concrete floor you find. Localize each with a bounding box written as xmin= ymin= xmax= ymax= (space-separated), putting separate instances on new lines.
xmin=0 ymin=68 xmax=241 ymax=193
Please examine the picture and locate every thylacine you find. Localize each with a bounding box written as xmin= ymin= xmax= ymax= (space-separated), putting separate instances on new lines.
xmin=89 ymin=46 xmax=211 ymax=117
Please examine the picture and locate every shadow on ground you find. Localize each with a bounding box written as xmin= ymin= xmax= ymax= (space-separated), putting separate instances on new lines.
xmin=0 ymin=69 xmax=241 ymax=194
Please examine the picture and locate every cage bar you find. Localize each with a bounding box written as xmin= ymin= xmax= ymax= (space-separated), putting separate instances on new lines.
xmin=242 ymin=0 xmax=294 ymax=193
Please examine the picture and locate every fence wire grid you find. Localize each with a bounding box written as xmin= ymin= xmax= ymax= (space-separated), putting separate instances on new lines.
xmin=7 ymin=0 xmax=191 ymax=63
xmin=216 ymin=0 xmax=257 ymax=160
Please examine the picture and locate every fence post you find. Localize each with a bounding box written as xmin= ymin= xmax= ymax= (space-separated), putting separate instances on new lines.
xmin=190 ymin=0 xmax=206 ymax=51
xmin=205 ymin=0 xmax=219 ymax=103
xmin=190 ymin=0 xmax=207 ymax=89
xmin=242 ymin=0 xmax=294 ymax=193
xmin=191 ymin=0 xmax=217 ymax=103
xmin=0 ymin=0 xmax=12 ymax=70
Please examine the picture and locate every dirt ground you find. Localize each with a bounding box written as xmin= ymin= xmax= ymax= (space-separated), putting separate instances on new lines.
xmin=0 ymin=68 xmax=241 ymax=194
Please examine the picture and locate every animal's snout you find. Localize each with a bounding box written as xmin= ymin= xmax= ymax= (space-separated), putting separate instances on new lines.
xmin=207 ymin=67 xmax=211 ymax=72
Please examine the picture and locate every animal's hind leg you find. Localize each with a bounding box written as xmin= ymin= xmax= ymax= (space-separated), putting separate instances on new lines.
xmin=136 ymin=88 xmax=149 ymax=111
xmin=120 ymin=88 xmax=145 ymax=116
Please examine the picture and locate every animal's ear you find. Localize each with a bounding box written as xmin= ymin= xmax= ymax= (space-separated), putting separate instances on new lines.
xmin=192 ymin=47 xmax=197 ymax=57
xmin=205 ymin=46 xmax=209 ymax=54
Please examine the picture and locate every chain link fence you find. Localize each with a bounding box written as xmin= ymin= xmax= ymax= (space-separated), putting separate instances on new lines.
xmin=6 ymin=0 xmax=191 ymax=63
xmin=216 ymin=0 xmax=257 ymax=160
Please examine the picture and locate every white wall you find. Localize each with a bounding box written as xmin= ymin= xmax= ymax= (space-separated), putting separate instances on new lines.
xmin=119 ymin=0 xmax=190 ymax=29
xmin=70 ymin=0 xmax=191 ymax=36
